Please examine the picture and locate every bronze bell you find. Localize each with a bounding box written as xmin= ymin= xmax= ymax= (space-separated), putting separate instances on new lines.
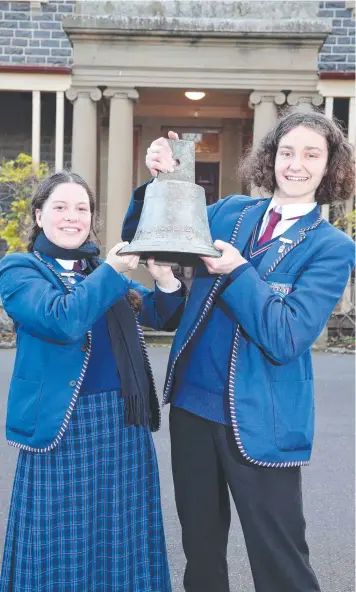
xmin=120 ymin=139 xmax=221 ymax=266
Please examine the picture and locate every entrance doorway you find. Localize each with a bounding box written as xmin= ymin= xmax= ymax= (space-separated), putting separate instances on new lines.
xmin=195 ymin=162 xmax=220 ymax=205
xmin=161 ymin=127 xmax=221 ymax=284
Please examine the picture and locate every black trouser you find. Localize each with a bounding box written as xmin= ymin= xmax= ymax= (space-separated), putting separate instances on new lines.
xmin=169 ymin=406 xmax=321 ymax=592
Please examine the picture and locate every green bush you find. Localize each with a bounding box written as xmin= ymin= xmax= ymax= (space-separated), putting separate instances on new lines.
xmin=0 ymin=154 xmax=49 ymax=253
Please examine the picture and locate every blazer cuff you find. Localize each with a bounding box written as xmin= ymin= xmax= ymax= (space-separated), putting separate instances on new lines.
xmin=155 ymin=278 xmax=186 ymax=298
xmin=229 ymin=262 xmax=251 ymax=283
xmin=156 ymin=279 xmax=182 ymax=293
xmin=133 ymin=178 xmax=154 ymax=202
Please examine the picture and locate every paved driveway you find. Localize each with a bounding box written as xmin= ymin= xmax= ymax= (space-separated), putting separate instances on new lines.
xmin=0 ymin=348 xmax=354 ymax=592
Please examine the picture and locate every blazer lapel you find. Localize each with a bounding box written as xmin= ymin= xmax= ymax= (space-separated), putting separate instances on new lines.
xmin=257 ymin=205 xmax=322 ymax=278
xmin=175 ymin=198 xmax=271 ymax=349
xmin=232 ymin=199 xmax=271 ymax=253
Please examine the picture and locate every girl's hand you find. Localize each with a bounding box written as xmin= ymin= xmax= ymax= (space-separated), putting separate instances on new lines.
xmin=201 ymin=240 xmax=247 ymax=275
xmin=146 ymin=131 xmax=179 ymax=177
xmin=146 ymin=258 xmax=178 ymax=290
xmin=105 ymin=242 xmax=139 ymax=274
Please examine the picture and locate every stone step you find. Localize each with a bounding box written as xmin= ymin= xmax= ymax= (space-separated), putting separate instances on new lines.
xmin=143 ymin=328 xmax=175 ymax=346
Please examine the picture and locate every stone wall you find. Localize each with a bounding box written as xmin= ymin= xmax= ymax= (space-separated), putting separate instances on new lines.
xmin=318 ymin=0 xmax=355 ymax=71
xmin=0 ymin=0 xmax=354 ymax=72
xmin=75 ymin=0 xmax=321 ymax=21
xmin=0 ymin=0 xmax=74 ymax=66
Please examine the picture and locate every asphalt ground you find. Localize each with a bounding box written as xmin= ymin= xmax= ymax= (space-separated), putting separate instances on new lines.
xmin=0 ymin=348 xmax=354 ymax=592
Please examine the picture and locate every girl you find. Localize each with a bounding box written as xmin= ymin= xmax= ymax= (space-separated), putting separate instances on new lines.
xmin=0 ymin=171 xmax=185 ymax=592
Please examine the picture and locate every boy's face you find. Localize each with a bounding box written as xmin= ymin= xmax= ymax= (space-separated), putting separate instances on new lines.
xmin=274 ymin=125 xmax=328 ymax=203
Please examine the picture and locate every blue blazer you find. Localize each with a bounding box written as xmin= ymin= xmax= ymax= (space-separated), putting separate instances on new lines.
xmin=0 ymin=252 xmax=186 ymax=452
xmin=123 ymin=183 xmax=355 ymax=467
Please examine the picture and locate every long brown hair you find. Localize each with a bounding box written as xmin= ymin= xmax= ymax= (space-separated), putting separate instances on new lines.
xmin=240 ymin=111 xmax=355 ymax=205
xmin=28 ymin=171 xmax=99 ymax=251
xmin=28 ymin=170 xmax=141 ymax=312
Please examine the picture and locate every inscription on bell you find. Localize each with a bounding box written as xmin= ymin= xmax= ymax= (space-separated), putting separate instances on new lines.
xmin=120 ymin=139 xmax=221 ymax=266
xmin=136 ymin=224 xmax=211 ymax=243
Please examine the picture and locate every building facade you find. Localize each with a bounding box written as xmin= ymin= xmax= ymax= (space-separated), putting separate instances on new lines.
xmin=0 ymin=1 xmax=355 ymax=291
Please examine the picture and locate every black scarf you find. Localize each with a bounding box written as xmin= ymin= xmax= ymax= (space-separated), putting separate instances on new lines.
xmin=33 ymin=232 xmax=155 ymax=430
xmin=34 ymin=231 xmax=100 ymax=260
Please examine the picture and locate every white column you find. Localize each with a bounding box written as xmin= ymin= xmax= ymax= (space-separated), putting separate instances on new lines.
xmin=249 ymin=91 xmax=286 ymax=148
xmin=287 ymin=92 xmax=324 ymax=113
xmin=341 ymin=96 xmax=355 ymax=308
xmin=138 ymin=121 xmax=162 ymax=186
xmin=322 ymin=97 xmax=335 ymax=221
xmin=32 ymin=90 xmax=41 ymax=170
xmin=324 ymin=96 xmax=334 ymax=120
xmin=348 ymin=97 xmax=355 ymax=145
xmin=65 ymin=87 xmax=102 ymax=190
xmin=318 ymin=92 xmax=335 ymax=348
xmin=103 ymin=88 xmax=139 ymax=252
xmin=344 ymin=96 xmax=355 ymax=235
xmin=249 ymin=91 xmax=285 ymax=196
xmin=221 ymin=119 xmax=243 ymax=195
xmin=55 ymin=90 xmax=65 ymax=171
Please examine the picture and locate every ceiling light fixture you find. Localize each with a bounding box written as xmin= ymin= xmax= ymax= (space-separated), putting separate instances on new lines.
xmin=185 ymin=91 xmax=206 ymax=101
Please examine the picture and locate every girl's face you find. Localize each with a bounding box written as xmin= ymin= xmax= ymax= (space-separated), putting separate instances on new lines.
xmin=35 ymin=182 xmax=92 ymax=249
xmin=274 ymin=125 xmax=328 ymax=203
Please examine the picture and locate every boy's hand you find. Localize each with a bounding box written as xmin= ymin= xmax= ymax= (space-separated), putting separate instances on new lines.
xmin=201 ymin=240 xmax=247 ymax=275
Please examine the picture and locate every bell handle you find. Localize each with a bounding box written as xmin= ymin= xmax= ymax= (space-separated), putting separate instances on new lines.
xmin=139 ymin=258 xmax=180 ymax=269
xmin=168 ymin=139 xmax=182 ymax=168
xmin=156 ymin=139 xmax=195 ymax=183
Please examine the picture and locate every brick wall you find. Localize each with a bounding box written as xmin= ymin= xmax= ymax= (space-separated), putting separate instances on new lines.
xmin=0 ymin=0 xmax=74 ymax=66
xmin=318 ymin=1 xmax=355 ymax=71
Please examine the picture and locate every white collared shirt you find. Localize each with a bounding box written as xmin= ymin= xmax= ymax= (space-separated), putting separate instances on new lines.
xmin=56 ymin=258 xmax=181 ymax=293
xmin=258 ymin=199 xmax=317 ymax=240
xmin=56 ymin=259 xmax=76 ymax=270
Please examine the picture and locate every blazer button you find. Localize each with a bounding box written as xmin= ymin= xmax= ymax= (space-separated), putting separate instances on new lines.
xmin=81 ymin=344 xmax=88 ymax=352
xmin=69 ymin=380 xmax=77 ymax=388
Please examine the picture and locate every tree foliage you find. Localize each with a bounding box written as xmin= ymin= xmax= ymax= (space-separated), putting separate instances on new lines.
xmin=333 ymin=208 xmax=356 ymax=237
xmin=0 ymin=154 xmax=49 ymax=253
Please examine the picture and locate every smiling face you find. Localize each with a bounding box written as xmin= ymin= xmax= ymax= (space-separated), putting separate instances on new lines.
xmin=35 ymin=182 xmax=92 ymax=249
xmin=274 ymin=125 xmax=328 ymax=204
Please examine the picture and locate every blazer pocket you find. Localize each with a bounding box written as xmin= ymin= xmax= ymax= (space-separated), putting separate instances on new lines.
xmin=7 ymin=377 xmax=44 ymax=437
xmin=271 ymin=380 xmax=314 ymax=452
xmin=266 ymin=272 xmax=298 ymax=298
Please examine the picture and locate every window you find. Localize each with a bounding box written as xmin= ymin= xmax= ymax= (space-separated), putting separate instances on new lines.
xmin=181 ymin=132 xmax=220 ymax=155
xmin=161 ymin=128 xmax=221 ymax=162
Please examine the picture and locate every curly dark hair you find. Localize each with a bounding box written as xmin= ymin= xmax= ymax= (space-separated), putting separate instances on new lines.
xmin=28 ymin=170 xmax=141 ymax=312
xmin=240 ymin=111 xmax=355 ymax=205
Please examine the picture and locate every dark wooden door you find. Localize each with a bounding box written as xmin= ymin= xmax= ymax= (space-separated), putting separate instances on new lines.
xmin=195 ymin=162 xmax=220 ymax=205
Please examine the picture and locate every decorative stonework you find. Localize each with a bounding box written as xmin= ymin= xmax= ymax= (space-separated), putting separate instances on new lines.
xmin=103 ymin=88 xmax=139 ymax=101
xmin=249 ymin=91 xmax=286 ymax=107
xmin=65 ymin=87 xmax=102 ymax=102
xmin=0 ymin=0 xmax=353 ymax=74
xmin=72 ymin=0 xmax=330 ymax=35
xmin=287 ymin=92 xmax=324 ymax=107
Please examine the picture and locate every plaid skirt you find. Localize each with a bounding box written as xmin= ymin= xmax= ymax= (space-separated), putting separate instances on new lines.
xmin=0 ymin=390 xmax=171 ymax=592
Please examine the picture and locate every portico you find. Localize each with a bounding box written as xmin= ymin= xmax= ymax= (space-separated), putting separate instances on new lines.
xmin=62 ymin=1 xmax=330 ymax=257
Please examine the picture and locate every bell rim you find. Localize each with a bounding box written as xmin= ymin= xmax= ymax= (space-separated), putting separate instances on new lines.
xmin=120 ymin=244 xmax=221 ymax=258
